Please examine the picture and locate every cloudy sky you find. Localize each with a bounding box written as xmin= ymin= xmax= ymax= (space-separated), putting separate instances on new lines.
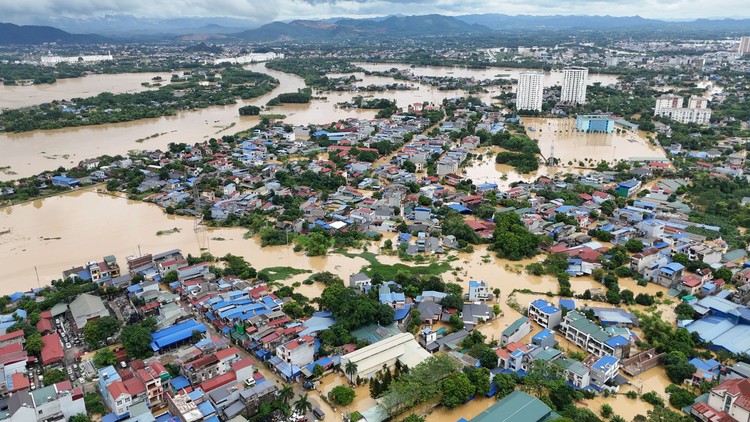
xmin=3 ymin=0 xmax=748 ymax=26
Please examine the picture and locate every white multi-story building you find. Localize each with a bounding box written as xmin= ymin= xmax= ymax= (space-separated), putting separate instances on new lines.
xmin=516 ymin=72 xmax=544 ymax=112
xmin=560 ymin=67 xmax=588 ymax=104
xmin=740 ymin=36 xmax=750 ymax=56
xmin=276 ymin=335 xmax=315 ymax=368
xmin=654 ymin=94 xmax=712 ymax=124
xmin=528 ymin=299 xmax=563 ymax=328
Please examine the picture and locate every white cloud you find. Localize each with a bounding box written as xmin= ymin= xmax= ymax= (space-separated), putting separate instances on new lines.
xmin=2 ymin=0 xmax=748 ymax=25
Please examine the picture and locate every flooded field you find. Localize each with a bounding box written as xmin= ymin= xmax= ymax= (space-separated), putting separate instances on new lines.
xmin=0 ymin=187 xmax=374 ymax=295
xmin=521 ymin=117 xmax=667 ymax=164
xmin=0 ymin=72 xmax=173 ymax=109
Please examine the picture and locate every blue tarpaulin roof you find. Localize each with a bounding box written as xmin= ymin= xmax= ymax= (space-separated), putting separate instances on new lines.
xmin=170 ymin=376 xmax=190 ymax=390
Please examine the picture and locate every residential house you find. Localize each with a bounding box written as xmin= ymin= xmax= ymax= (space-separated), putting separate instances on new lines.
xmin=468 ymin=280 xmax=490 ymax=302
xmin=276 ymin=335 xmax=315 ymax=368
xmin=559 ymin=311 xmax=630 ymax=359
xmin=349 ymin=273 xmax=372 ymax=292
xmin=692 ymin=378 xmax=750 ymax=422
xmin=528 ymin=299 xmax=563 ymax=329
xmin=501 ymin=316 xmax=532 ymax=347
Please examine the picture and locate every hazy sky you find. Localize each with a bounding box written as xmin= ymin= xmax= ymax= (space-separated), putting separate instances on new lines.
xmin=3 ymin=0 xmax=748 ymax=25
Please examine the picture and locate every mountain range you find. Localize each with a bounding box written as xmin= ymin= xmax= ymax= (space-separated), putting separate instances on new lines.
xmin=1 ymin=14 xmax=750 ymax=45
xmin=0 ymin=23 xmax=104 ymax=45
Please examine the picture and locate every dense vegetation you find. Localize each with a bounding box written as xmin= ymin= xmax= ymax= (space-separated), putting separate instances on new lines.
xmin=267 ymin=88 xmax=312 ymax=106
xmin=0 ymin=67 xmax=279 ymax=133
xmin=265 ymin=58 xmax=363 ymax=88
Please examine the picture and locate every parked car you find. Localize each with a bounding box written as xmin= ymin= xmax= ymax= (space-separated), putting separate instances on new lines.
xmin=312 ymin=408 xmax=325 ymax=420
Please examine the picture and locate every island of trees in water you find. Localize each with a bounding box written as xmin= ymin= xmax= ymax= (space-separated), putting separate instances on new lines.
xmin=0 ymin=66 xmax=279 ymax=133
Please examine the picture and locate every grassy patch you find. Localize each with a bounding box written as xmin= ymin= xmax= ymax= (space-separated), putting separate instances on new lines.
xmin=336 ymin=250 xmax=452 ymax=279
xmin=259 ymin=266 xmax=312 ymax=282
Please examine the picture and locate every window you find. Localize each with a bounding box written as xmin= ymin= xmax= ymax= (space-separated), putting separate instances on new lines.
xmin=724 ymin=394 xmax=732 ymax=413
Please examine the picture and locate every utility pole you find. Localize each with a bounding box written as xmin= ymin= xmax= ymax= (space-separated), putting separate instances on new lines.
xmin=34 ymin=266 xmax=40 ymax=288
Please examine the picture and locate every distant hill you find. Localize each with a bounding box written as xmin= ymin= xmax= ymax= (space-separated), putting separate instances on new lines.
xmin=0 ymin=22 xmax=104 ymax=45
xmin=455 ymin=14 xmax=750 ymax=31
xmin=234 ymin=14 xmax=491 ymax=41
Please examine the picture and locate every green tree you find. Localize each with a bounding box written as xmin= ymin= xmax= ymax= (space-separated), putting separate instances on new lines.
xmin=278 ymin=384 xmax=294 ymax=404
xmin=493 ymin=373 xmax=516 ymax=399
xmin=401 ymin=415 xmax=426 ymax=422
xmin=441 ymin=372 xmax=475 ymax=408
xmin=464 ymin=367 xmax=491 ymax=397
xmin=84 ymin=392 xmax=106 ymax=414
xmin=600 ymin=403 xmax=613 ymax=418
xmin=93 ymin=348 xmax=117 ymax=368
xmin=42 ymin=369 xmax=66 ymax=384
xmin=83 ymin=315 xmax=122 ymax=348
xmin=491 ymin=213 xmax=539 ymax=260
xmin=293 ymin=393 xmax=313 ymax=414
xmin=645 ymin=405 xmax=692 ymax=422
xmin=625 ymin=238 xmax=645 ymax=253
xmin=345 ymin=361 xmax=359 ymax=384
xmin=191 ymin=329 xmax=203 ymax=343
xmin=713 ymin=267 xmax=732 ymax=282
xmin=329 ymin=385 xmax=356 ymax=405
xmin=25 ymin=332 xmax=43 ymax=356
xmin=312 ymin=364 xmax=324 ymax=378
xmin=70 ymin=414 xmax=92 ymax=422
xmin=449 ymin=313 xmax=464 ymax=331
xmin=666 ymin=384 xmax=697 ymax=408
xmin=121 ymin=324 xmax=153 ymax=359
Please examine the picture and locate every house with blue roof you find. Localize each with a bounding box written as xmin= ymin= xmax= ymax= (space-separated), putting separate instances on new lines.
xmin=528 ymin=299 xmax=562 ymax=329
xmin=589 ymin=355 xmax=620 ymax=388
xmin=150 ymin=319 xmax=206 ymax=352
xmin=653 ymin=262 xmax=685 ymax=287
xmin=615 ymin=179 xmax=642 ymax=197
xmin=687 ymin=357 xmax=721 ymax=386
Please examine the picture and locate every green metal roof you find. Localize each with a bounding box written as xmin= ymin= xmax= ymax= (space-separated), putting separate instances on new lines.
xmin=470 ymin=391 xmax=556 ymax=422
xmin=502 ymin=316 xmax=530 ymax=337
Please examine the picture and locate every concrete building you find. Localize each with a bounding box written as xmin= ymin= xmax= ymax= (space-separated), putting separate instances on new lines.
xmin=576 ymin=114 xmax=615 ymax=133
xmin=349 ymin=272 xmax=372 ymax=292
xmin=692 ymin=378 xmax=750 ymax=422
xmin=276 ymin=335 xmax=315 ymax=368
xmin=516 ymin=72 xmax=544 ymax=112
xmin=740 ymin=36 xmax=750 ymax=56
xmin=560 ymin=67 xmax=588 ymax=104
xmin=559 ymin=311 xmax=630 ymax=359
xmin=468 ymin=280 xmax=489 ymax=302
xmin=501 ymin=316 xmax=532 ymax=347
xmin=6 ymin=381 xmax=85 ymax=422
xmin=340 ymin=332 xmax=430 ymax=380
xmin=654 ymin=94 xmax=712 ymax=125
xmin=588 ymin=355 xmax=620 ymax=388
xmin=528 ymin=299 xmax=563 ymax=329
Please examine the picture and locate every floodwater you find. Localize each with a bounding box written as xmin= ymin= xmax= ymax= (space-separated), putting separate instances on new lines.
xmin=521 ymin=117 xmax=667 ymax=164
xmin=462 ymin=146 xmax=589 ymax=190
xmin=355 ymin=63 xmax=622 ymax=88
xmin=0 ymin=72 xmax=173 ymax=109
xmin=0 ymin=62 xmax=517 ymax=181
xmin=0 ymin=187 xmax=374 ymax=295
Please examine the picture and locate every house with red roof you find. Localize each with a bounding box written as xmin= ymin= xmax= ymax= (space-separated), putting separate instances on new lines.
xmin=692 ymin=378 xmax=750 ymax=422
xmin=276 ymin=335 xmax=315 ymax=367
xmin=0 ymin=330 xmax=24 ymax=349
xmin=41 ymin=333 xmax=64 ymax=367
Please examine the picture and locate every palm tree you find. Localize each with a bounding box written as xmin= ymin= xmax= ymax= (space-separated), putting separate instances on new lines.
xmin=344 ymin=361 xmax=358 ymax=385
xmin=278 ymin=384 xmax=294 ymax=404
xmin=294 ymin=393 xmax=313 ymax=415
